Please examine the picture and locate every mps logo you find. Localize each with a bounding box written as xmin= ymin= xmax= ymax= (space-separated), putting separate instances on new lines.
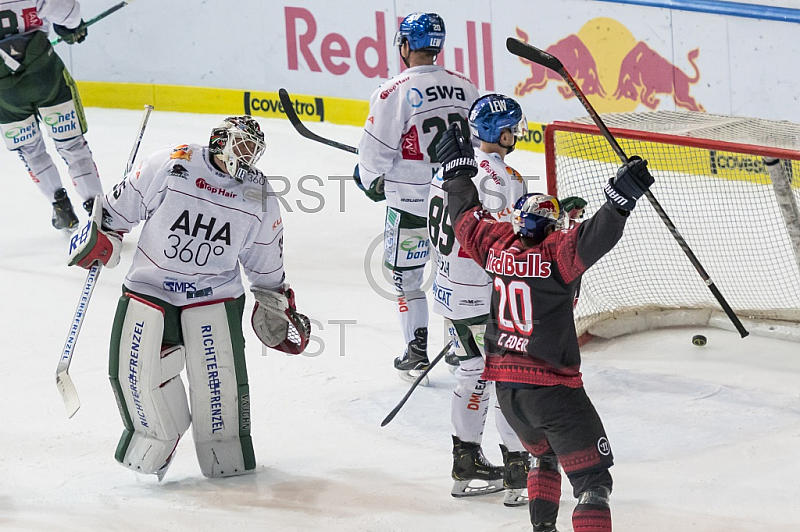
xmin=514 ymin=20 xmax=704 ymax=113
xmin=163 ymin=280 xmax=196 ymax=293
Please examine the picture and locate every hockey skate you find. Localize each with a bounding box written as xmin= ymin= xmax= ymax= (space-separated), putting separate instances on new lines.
xmin=451 ymin=435 xmax=504 ymax=497
xmin=444 ymin=344 xmax=460 ymax=375
xmin=500 ymin=444 xmax=531 ymax=507
xmin=533 ymin=523 xmax=559 ymax=532
xmin=394 ymin=327 xmax=429 ymax=385
xmin=52 ymin=188 xmax=79 ymax=232
xmin=82 ymin=197 xmax=95 ymax=216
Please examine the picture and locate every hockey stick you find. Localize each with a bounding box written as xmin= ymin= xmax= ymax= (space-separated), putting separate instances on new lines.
xmin=278 ymin=88 xmax=359 ymax=154
xmin=56 ymin=104 xmax=154 ymax=418
xmin=381 ymin=341 xmax=452 ymax=427
xmin=50 ymin=0 xmax=136 ymax=46
xmin=506 ymin=37 xmax=749 ymax=338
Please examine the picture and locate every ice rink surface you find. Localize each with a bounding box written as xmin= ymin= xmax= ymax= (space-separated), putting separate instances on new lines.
xmin=0 ymin=109 xmax=798 ymax=531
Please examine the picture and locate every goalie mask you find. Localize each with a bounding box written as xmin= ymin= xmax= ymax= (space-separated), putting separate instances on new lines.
xmin=512 ymin=193 xmax=561 ymax=240
xmin=209 ymin=116 xmax=266 ymax=182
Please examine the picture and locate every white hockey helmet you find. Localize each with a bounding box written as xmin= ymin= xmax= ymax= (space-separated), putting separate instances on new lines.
xmin=209 ymin=116 xmax=266 ymax=182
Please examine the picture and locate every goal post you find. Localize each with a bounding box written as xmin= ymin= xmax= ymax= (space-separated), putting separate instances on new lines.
xmin=545 ymin=111 xmax=800 ymax=342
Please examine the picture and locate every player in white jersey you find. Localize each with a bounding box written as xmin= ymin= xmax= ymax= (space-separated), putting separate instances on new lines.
xmin=67 ymin=116 xmax=310 ymax=481
xmin=429 ymin=94 xmax=531 ymax=504
xmin=356 ymin=12 xmax=480 ymax=380
xmin=0 ymin=0 xmax=102 ymax=232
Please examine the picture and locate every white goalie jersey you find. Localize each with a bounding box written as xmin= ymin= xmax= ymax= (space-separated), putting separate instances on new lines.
xmin=429 ymin=149 xmax=526 ymax=320
xmin=358 ymin=65 xmax=480 ymax=218
xmin=103 ymin=144 xmax=285 ymax=306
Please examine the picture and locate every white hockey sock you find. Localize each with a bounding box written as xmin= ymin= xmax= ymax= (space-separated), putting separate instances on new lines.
xmin=54 ymin=136 xmax=103 ymax=201
xmin=451 ymin=356 xmax=490 ymax=444
xmin=16 ymin=138 xmax=63 ymax=200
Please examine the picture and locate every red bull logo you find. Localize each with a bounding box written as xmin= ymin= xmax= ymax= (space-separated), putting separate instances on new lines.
xmin=514 ymin=18 xmax=704 ymax=113
xmin=515 ymin=28 xmax=606 ymax=100
xmin=614 ymin=42 xmax=704 ymax=111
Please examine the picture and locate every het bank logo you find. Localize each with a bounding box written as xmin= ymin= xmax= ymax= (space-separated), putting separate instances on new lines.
xmin=514 ymin=20 xmax=704 ymax=113
xmin=284 ymin=6 xmax=495 ymax=90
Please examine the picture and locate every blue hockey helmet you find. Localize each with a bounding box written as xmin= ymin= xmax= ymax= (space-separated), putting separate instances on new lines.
xmin=393 ymin=13 xmax=445 ymax=53
xmin=512 ymin=193 xmax=561 ymax=239
xmin=468 ymin=94 xmax=528 ymax=144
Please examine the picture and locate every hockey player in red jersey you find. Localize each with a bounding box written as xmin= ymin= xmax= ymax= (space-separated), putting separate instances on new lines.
xmin=435 ymin=123 xmax=655 ymax=532
xmin=67 ymin=116 xmax=310 ymax=481
xmin=0 ymin=0 xmax=102 ymax=232
xmin=356 ymin=12 xmax=480 ymax=382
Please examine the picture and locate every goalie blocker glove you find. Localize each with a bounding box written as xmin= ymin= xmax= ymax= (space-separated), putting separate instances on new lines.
xmin=436 ymin=123 xmax=478 ymax=181
xmin=252 ymin=285 xmax=311 ymax=355
xmin=54 ymin=20 xmax=88 ymax=44
xmin=603 ymin=156 xmax=654 ymax=211
xmin=67 ymin=195 xmax=122 ymax=269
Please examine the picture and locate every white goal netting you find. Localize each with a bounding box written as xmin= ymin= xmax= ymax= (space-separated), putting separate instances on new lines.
xmin=546 ymin=111 xmax=800 ymax=341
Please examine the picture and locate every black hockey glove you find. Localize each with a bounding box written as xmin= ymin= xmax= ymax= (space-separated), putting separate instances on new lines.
xmin=353 ymin=164 xmax=385 ymax=202
xmin=54 ymin=20 xmax=88 ymax=44
xmin=604 ymin=156 xmax=654 ymax=211
xmin=435 ymin=123 xmax=477 ymax=181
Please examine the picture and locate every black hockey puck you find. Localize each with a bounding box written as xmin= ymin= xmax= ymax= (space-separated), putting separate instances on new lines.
xmin=692 ymin=334 xmax=707 ymax=347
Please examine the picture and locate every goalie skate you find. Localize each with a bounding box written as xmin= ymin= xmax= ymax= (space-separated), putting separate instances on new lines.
xmin=451 ymin=436 xmax=504 ymax=497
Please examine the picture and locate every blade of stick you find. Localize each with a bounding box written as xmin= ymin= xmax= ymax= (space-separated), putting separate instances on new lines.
xmin=56 ymin=372 xmax=81 ymax=418
xmin=505 ymin=36 xmax=748 ymax=338
xmin=381 ymin=341 xmax=452 ymax=427
xmin=56 ymin=262 xmax=102 ymax=417
xmin=278 ymin=89 xmax=359 ymax=154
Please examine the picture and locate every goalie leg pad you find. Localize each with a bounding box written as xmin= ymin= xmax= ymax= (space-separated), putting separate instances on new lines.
xmin=109 ymin=294 xmax=191 ymax=479
xmin=181 ymin=298 xmax=255 ymax=478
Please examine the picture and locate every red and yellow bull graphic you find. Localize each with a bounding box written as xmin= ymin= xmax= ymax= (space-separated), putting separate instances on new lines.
xmin=514 ymin=19 xmax=704 ymax=113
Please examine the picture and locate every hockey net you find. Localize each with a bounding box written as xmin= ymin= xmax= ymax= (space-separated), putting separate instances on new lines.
xmin=545 ymin=111 xmax=800 ymax=342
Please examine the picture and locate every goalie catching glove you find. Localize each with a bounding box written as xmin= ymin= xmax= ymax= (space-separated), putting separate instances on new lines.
xmin=251 ymin=285 xmax=311 ymax=355
xmin=67 ymin=195 xmax=122 ymax=269
xmin=604 ymin=156 xmax=654 ymax=211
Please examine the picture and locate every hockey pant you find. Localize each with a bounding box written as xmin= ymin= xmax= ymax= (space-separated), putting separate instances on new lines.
xmin=448 ymin=318 xmax=524 ymax=452
xmin=496 ymin=383 xmax=613 ymax=532
xmin=110 ymin=292 xmax=255 ymax=479
xmin=0 ymin=48 xmax=101 ymax=204
xmin=383 ymin=207 xmax=430 ymax=345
